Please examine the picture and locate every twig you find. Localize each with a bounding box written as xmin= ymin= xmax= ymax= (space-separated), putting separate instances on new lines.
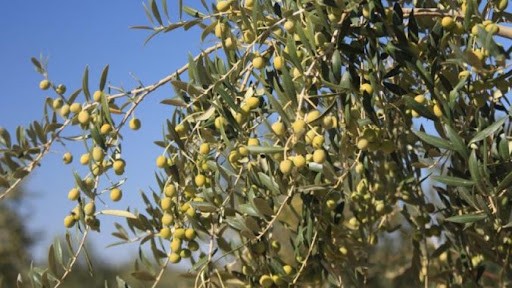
xmin=54 ymin=229 xmax=90 ymax=288
xmin=292 ymin=231 xmax=319 ymax=284
xmin=151 ymin=257 xmax=170 ymax=288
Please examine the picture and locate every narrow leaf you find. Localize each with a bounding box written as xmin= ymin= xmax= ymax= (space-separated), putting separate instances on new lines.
xmin=432 ymin=175 xmax=475 ymax=187
xmin=445 ymin=213 xmax=487 ymax=224
xmin=413 ymin=130 xmax=452 ymax=150
xmin=100 ymin=210 xmax=137 ymax=219
xmin=99 ymin=65 xmax=109 ymax=91
xmin=469 ymin=117 xmax=507 ymax=144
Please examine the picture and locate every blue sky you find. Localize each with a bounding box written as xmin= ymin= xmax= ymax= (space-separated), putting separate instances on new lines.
xmin=0 ymin=1 xmax=206 ymax=263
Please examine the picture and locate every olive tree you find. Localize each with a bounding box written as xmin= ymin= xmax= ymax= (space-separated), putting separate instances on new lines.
xmin=2 ymin=0 xmax=512 ymax=286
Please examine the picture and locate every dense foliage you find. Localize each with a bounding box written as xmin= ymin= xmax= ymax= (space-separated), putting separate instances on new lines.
xmin=2 ymin=0 xmax=512 ymax=287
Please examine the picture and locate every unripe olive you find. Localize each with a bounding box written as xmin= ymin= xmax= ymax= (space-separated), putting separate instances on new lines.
xmin=161 ymin=213 xmax=174 ymax=226
xmin=185 ymin=228 xmax=196 ymax=240
xmin=62 ymin=152 xmax=73 ymax=164
xmin=77 ymin=110 xmax=90 ymax=125
xmin=161 ymin=197 xmax=173 ymax=211
xmin=259 ymin=275 xmax=273 ymax=287
xmin=271 ymin=121 xmax=286 ymax=136
xmin=359 ymin=83 xmax=373 ymax=94
xmin=199 ymin=143 xmax=210 ymax=155
xmin=274 ymin=56 xmax=285 ymax=70
xmin=292 ymin=155 xmax=306 ymax=168
xmin=170 ymin=238 xmax=182 ymax=252
xmin=60 ymin=104 xmax=70 ymax=118
xmin=441 ymin=17 xmax=455 ymax=30
xmin=56 ymin=84 xmax=66 ymax=95
xmin=168 ymin=252 xmax=181 ymax=263
xmin=64 ymin=215 xmax=76 ymax=228
xmin=216 ymin=0 xmax=231 ymax=12
xmin=92 ymin=146 xmax=104 ymax=162
xmin=129 ymin=118 xmax=141 ymax=130
xmin=52 ymin=98 xmax=64 ymax=109
xmin=174 ymin=227 xmax=186 ymax=239
xmin=252 ymin=56 xmax=266 ymax=69
xmin=68 ymin=188 xmax=80 ymax=201
xmin=70 ymin=103 xmax=82 ymax=113
xmin=214 ymin=116 xmax=226 ymax=129
xmin=110 ymin=188 xmax=122 ymax=202
xmin=279 ymin=159 xmax=293 ymax=174
xmin=84 ymin=202 xmax=96 ymax=216
xmin=195 ymin=174 xmax=206 ymax=187
xmin=313 ymin=149 xmax=326 ymax=164
xmin=39 ymin=79 xmax=51 ymax=90
xmin=164 ymin=184 xmax=177 ymax=197
xmin=156 ymin=155 xmax=167 ymax=168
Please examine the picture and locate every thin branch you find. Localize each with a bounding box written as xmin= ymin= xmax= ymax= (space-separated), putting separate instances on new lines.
xmin=292 ymin=231 xmax=319 ymax=285
xmin=150 ymin=257 xmax=170 ymax=288
xmin=54 ymin=229 xmax=90 ymax=288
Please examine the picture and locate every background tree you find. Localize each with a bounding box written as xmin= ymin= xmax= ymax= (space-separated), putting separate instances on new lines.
xmin=0 ymin=187 xmax=33 ymax=286
xmin=2 ymin=0 xmax=512 ymax=287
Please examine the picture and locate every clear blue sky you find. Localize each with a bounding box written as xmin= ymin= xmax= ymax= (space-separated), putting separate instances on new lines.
xmin=0 ymin=1 xmax=204 ymax=263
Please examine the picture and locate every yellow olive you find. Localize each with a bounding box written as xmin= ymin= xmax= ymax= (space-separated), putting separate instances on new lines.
xmin=312 ymin=135 xmax=325 ymax=149
xmin=68 ymin=188 xmax=80 ymax=201
xmin=129 ymin=118 xmax=141 ymax=130
xmin=64 ymin=215 xmax=76 ymax=228
xmin=159 ymin=227 xmax=171 ymax=239
xmin=359 ymin=83 xmax=373 ymax=94
xmin=110 ymin=188 xmax=122 ymax=202
xmin=214 ymin=116 xmax=226 ymax=129
xmin=216 ymin=0 xmax=231 ymax=12
xmin=245 ymin=97 xmax=260 ymax=109
xmin=283 ymin=264 xmax=293 ymax=275
xmin=273 ymin=56 xmax=285 ymax=70
xmin=313 ymin=149 xmax=326 ymax=164
xmin=168 ymin=252 xmax=181 ymax=263
xmin=170 ymin=238 xmax=182 ymax=252
xmin=77 ymin=110 xmax=90 ymax=125
xmin=92 ymin=147 xmax=104 ymax=162
xmin=247 ymin=138 xmax=259 ymax=146
xmin=259 ymin=275 xmax=273 ymax=288
xmin=279 ymin=159 xmax=293 ymax=174
xmin=164 ymin=184 xmax=177 ymax=197
xmin=162 ymin=213 xmax=174 ymax=226
xmin=305 ymin=110 xmax=321 ymax=124
xmin=93 ymin=90 xmax=103 ymax=102
xmin=70 ymin=103 xmax=82 ymax=114
xmin=414 ymin=94 xmax=426 ymax=104
xmin=156 ymin=155 xmax=167 ymax=168
xmin=252 ymin=56 xmax=266 ymax=69
xmin=39 ymin=79 xmax=51 ymax=90
xmin=100 ymin=123 xmax=112 ymax=135
xmin=60 ymin=104 xmax=70 ymax=118
xmin=161 ymin=197 xmax=173 ymax=211
xmin=80 ymin=153 xmax=90 ymax=165
xmin=62 ymin=152 xmax=73 ymax=164
xmin=185 ymin=228 xmax=196 ymax=240
xmin=199 ymin=143 xmax=210 ymax=155
xmin=441 ymin=17 xmax=455 ymax=30
xmin=284 ymin=20 xmax=295 ymax=33
xmin=433 ymin=103 xmax=443 ymax=117
xmin=292 ymin=155 xmax=306 ymax=168
xmin=357 ymin=138 xmax=369 ymax=150
xmin=195 ymin=174 xmax=206 ymax=187
xmin=174 ymin=227 xmax=186 ymax=239
xmin=52 ymin=98 xmax=63 ymax=109
xmin=271 ymin=121 xmax=286 ymax=136
xmin=84 ymin=202 xmax=96 ymax=216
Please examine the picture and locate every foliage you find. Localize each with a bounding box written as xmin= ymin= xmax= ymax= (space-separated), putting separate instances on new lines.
xmin=2 ymin=0 xmax=512 ymax=286
xmin=0 ymin=191 xmax=32 ymax=285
